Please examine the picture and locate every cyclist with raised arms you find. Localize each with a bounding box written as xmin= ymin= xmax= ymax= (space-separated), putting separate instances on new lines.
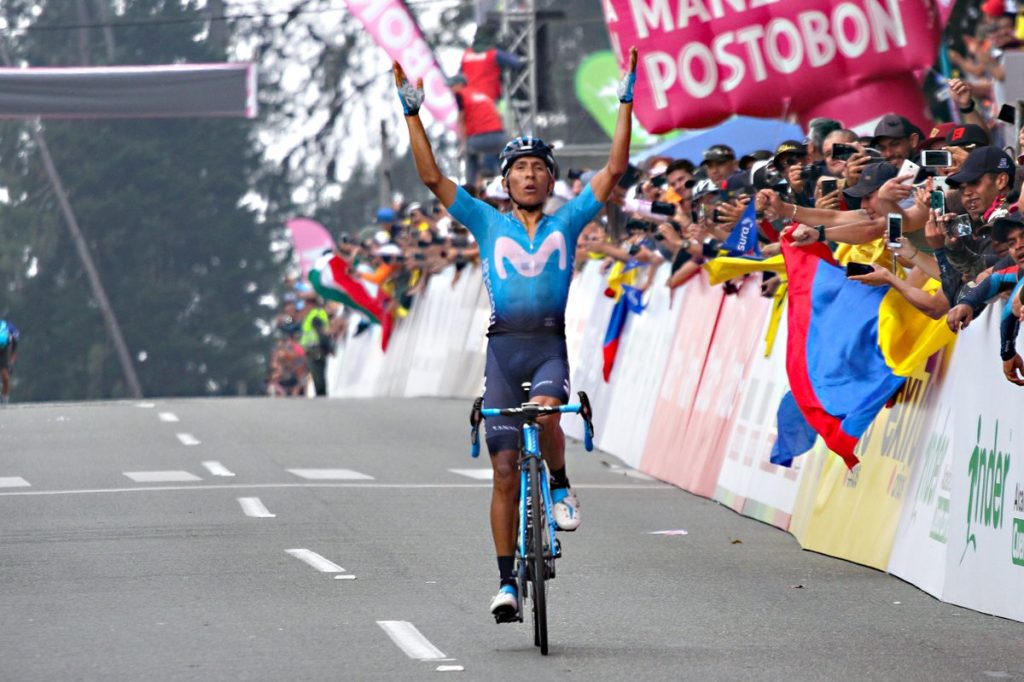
xmin=394 ymin=47 xmax=638 ymax=620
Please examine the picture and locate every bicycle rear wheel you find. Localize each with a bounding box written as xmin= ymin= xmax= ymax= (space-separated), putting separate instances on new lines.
xmin=527 ymin=456 xmax=548 ymax=655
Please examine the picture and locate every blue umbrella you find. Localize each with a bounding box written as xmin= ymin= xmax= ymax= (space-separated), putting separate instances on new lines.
xmin=634 ymin=115 xmax=804 ymax=164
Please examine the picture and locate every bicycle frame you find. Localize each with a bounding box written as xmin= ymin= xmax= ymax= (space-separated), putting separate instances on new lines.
xmin=518 ymin=420 xmax=557 ymax=579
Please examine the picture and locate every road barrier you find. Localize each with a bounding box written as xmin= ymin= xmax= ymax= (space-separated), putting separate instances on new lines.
xmin=325 ymin=262 xmax=1024 ymax=622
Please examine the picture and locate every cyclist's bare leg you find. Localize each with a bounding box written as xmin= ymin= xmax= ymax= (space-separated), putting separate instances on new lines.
xmin=489 ymin=448 xmax=519 ymax=556
xmin=532 ymin=395 xmax=565 ymax=472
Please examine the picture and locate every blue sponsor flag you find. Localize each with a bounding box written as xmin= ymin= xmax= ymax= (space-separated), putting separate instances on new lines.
xmin=723 ymin=201 xmax=761 ymax=258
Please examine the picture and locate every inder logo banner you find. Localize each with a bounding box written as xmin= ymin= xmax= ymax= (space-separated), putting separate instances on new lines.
xmin=602 ymin=0 xmax=941 ymax=132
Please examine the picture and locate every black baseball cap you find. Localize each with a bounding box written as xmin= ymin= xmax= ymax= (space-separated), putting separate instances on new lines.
xmin=703 ymin=144 xmax=735 ymax=163
xmin=945 ymin=124 xmax=990 ymax=148
xmin=843 ymin=161 xmax=898 ymax=198
xmin=946 ymin=146 xmax=1015 ymax=188
xmin=871 ymin=114 xmax=922 ymax=144
xmin=739 ymin=149 xmax=773 ymax=169
xmin=989 ymin=210 xmax=1024 ymax=242
xmin=772 ymin=140 xmax=808 ymax=169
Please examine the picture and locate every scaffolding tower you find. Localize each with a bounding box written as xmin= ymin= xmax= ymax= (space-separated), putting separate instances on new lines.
xmin=499 ymin=0 xmax=538 ymax=136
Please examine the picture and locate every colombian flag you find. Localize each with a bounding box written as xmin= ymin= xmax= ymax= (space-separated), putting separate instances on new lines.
xmin=602 ymin=284 xmax=645 ymax=382
xmin=772 ymin=238 xmax=955 ymax=468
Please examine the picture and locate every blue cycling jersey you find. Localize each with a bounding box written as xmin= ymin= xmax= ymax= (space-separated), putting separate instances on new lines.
xmin=447 ymin=184 xmax=603 ymax=335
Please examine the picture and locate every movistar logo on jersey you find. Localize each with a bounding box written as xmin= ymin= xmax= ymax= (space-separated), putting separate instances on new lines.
xmin=493 ymin=232 xmax=567 ymax=280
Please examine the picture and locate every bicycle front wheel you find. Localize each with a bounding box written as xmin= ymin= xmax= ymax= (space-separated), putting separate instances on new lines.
xmin=528 ymin=456 xmax=548 ymax=655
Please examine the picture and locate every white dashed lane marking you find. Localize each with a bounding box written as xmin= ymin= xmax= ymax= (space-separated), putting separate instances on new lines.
xmin=286 ymin=468 xmax=374 ymax=481
xmin=448 ymin=468 xmax=493 ymax=480
xmin=176 ymin=433 xmax=201 ymax=446
xmin=202 ymin=461 xmax=235 ymax=477
xmin=158 ymin=412 xmax=179 ymax=423
xmin=123 ymin=471 xmax=201 ymax=483
xmin=285 ymin=548 xmax=350 ymax=575
xmin=377 ymin=620 xmax=449 ymax=661
xmin=135 ymin=402 xmax=155 ymax=408
xmin=237 ymin=497 xmax=275 ymax=518
xmin=0 ymin=477 xmax=30 ymax=488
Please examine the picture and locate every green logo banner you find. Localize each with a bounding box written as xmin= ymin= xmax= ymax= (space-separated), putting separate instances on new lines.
xmin=574 ymin=51 xmax=670 ymax=148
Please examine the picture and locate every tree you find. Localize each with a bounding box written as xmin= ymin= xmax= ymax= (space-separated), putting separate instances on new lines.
xmin=0 ymin=0 xmax=286 ymax=400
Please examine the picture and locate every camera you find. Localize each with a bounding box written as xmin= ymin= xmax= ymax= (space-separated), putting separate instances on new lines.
xmin=948 ymin=214 xmax=973 ymax=237
xmin=799 ymin=163 xmax=822 ymax=185
xmin=623 ymin=197 xmax=675 ymax=219
xmin=830 ymin=143 xmax=857 ymax=161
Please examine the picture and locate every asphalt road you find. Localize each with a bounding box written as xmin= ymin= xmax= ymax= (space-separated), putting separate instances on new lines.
xmin=0 ymin=397 xmax=1021 ymax=681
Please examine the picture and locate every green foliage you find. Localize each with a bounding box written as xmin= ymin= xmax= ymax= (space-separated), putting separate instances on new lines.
xmin=0 ymin=0 xmax=286 ymax=401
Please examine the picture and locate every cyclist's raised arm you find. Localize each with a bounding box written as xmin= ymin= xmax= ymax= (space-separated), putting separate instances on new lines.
xmin=589 ymin=47 xmax=637 ymax=204
xmin=394 ymin=62 xmax=458 ymax=208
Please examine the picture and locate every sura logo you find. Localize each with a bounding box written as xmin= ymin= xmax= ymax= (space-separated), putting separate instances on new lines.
xmin=960 ymin=417 xmax=1011 ymax=564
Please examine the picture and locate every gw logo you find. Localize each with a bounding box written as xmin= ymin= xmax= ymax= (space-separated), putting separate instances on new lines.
xmin=961 ymin=417 xmax=1011 ymax=564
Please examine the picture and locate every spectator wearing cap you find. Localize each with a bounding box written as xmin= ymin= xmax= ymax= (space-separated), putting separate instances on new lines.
xmin=945 ymin=212 xmax=1024 ymax=385
xmin=921 ymin=123 xmax=958 ymax=151
xmin=942 ymin=146 xmax=1017 ymax=279
xmin=945 ymin=123 xmax=991 ymax=175
xmin=772 ymin=139 xmax=813 ymax=204
xmin=448 ymin=73 xmax=505 ymax=188
xmin=872 ymin=114 xmax=923 ymax=168
xmin=703 ymin=144 xmax=737 ymax=185
xmin=738 ymin=150 xmax=772 ymax=171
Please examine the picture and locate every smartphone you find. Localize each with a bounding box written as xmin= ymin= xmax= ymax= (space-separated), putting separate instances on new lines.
xmin=846 ymin=262 xmax=875 ymax=277
xmin=831 ymin=143 xmax=857 ymax=161
xmin=998 ymin=103 xmax=1016 ymax=125
xmin=887 ymin=212 xmax=903 ymax=247
xmin=920 ymin=150 xmax=952 ymax=168
xmin=932 ymin=175 xmax=949 ymax=191
xmin=820 ymin=178 xmax=838 ymax=194
xmin=898 ymin=159 xmax=921 ymax=185
xmin=929 ymin=190 xmax=946 ymax=213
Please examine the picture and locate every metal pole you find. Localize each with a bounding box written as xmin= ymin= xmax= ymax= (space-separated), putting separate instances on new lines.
xmin=0 ymin=41 xmax=143 ymax=398
xmin=379 ymin=120 xmax=393 ymax=210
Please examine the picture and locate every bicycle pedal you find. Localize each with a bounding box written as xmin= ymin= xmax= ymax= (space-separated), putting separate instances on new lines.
xmin=553 ymin=538 xmax=562 ymax=558
xmin=493 ymin=610 xmax=520 ymax=624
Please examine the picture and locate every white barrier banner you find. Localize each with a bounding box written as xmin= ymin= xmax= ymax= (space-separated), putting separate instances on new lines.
xmin=599 ymin=264 xmax=683 ymax=469
xmin=941 ymin=307 xmax=1024 ymax=622
xmin=713 ymin=303 xmax=806 ymax=529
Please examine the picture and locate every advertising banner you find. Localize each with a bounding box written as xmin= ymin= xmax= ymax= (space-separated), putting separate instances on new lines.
xmin=639 ymin=273 xmax=724 ymax=487
xmin=668 ymin=277 xmax=767 ymax=497
xmin=789 ymin=354 xmax=941 ymax=569
xmin=600 ymin=264 xmax=683 ymax=469
xmin=0 ymin=63 xmax=257 ymax=119
xmin=941 ymin=309 xmax=1024 ymax=622
xmin=602 ymin=0 xmax=942 ymax=132
xmin=713 ymin=304 xmax=805 ymax=529
xmin=887 ymin=348 xmax=956 ymax=597
xmin=346 ymin=0 xmax=458 ymax=130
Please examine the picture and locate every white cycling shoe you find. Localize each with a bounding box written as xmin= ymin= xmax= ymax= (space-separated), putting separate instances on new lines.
xmin=490 ymin=584 xmax=518 ymax=622
xmin=551 ymin=487 xmax=581 ymax=531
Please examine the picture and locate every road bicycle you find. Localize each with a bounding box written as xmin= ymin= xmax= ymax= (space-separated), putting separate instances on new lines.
xmin=469 ymin=389 xmax=594 ymax=655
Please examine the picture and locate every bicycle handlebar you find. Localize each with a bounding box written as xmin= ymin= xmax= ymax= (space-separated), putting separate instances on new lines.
xmin=470 ymin=392 xmax=595 ymax=457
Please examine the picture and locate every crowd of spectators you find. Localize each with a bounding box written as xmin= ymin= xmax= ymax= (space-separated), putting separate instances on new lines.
xmin=268 ymin=9 xmax=1024 ymax=394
